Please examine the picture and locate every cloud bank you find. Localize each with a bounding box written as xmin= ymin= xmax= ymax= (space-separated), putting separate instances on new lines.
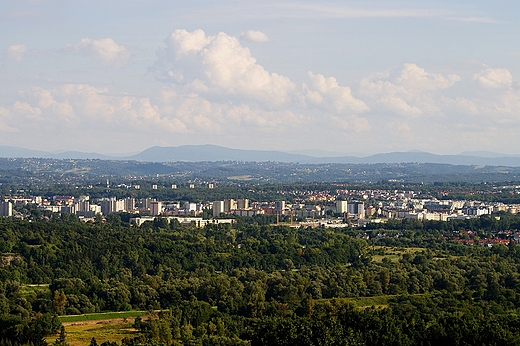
xmin=0 ymin=29 xmax=519 ymax=154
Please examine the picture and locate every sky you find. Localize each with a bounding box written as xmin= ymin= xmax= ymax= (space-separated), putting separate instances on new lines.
xmin=1 ymin=0 xmax=519 ymax=156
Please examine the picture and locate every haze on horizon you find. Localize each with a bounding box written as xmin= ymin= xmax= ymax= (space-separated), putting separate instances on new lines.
xmin=0 ymin=0 xmax=518 ymax=156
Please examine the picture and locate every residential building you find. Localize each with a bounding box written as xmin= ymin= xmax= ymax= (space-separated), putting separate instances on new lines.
xmin=0 ymin=201 xmax=13 ymax=217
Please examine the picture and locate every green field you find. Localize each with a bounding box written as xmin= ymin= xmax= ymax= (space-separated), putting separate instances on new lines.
xmin=20 ymin=284 xmax=50 ymax=296
xmin=371 ymin=246 xmax=426 ymax=263
xmin=227 ymin=175 xmax=254 ymax=180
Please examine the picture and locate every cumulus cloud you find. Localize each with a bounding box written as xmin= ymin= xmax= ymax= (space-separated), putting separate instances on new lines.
xmin=151 ymin=28 xmax=372 ymax=138
xmin=148 ymin=29 xmax=392 ymax=138
xmin=474 ymin=67 xmax=512 ymax=89
xmin=240 ymin=30 xmax=270 ymax=43
xmin=7 ymin=44 xmax=29 ymax=62
xmin=396 ymin=63 xmax=460 ymax=91
xmin=163 ymin=29 xmax=210 ymax=58
xmin=65 ymin=38 xmax=130 ymax=67
xmin=359 ymin=63 xmax=461 ymax=117
xmin=153 ymin=29 xmax=295 ymax=105
xmin=303 ymin=72 xmax=369 ymax=113
xmin=349 ymin=62 xmax=520 ymax=153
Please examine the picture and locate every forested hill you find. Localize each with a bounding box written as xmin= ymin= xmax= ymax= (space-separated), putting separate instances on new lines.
xmin=3 ymin=215 xmax=520 ymax=344
xmin=0 ymin=157 xmax=519 ymax=185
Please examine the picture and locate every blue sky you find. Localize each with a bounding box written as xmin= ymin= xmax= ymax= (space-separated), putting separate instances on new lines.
xmin=0 ymin=0 xmax=519 ymax=155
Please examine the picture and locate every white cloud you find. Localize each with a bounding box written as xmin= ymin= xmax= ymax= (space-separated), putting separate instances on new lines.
xmin=473 ymin=67 xmax=512 ymax=89
xmin=65 ymin=38 xmax=130 ymax=67
xmin=378 ymin=96 xmax=422 ymax=117
xmin=304 ymin=72 xmax=369 ymax=113
xmin=240 ymin=30 xmax=270 ymax=43
xmin=150 ymin=29 xmax=377 ymax=137
xmin=396 ymin=63 xmax=460 ymax=91
xmin=153 ymin=29 xmax=295 ymax=105
xmin=359 ymin=63 xmax=461 ymax=117
xmin=12 ymin=101 xmax=42 ymax=120
xmin=7 ymin=44 xmax=29 ymax=62
xmin=163 ymin=29 xmax=210 ymax=58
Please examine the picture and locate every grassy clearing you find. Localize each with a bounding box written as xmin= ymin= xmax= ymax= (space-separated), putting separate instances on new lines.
xmin=20 ymin=284 xmax=50 ymax=297
xmin=342 ymin=295 xmax=393 ymax=308
xmin=227 ymin=175 xmax=253 ymax=181
xmin=60 ymin=311 xmax=147 ymax=323
xmin=47 ymin=319 xmax=140 ymax=346
xmin=349 ymin=296 xmax=391 ymax=308
xmin=372 ymin=253 xmax=400 ymax=263
xmin=46 ymin=312 xmax=148 ymax=346
xmin=316 ymin=295 xmax=392 ymax=309
xmin=371 ymin=246 xmax=425 ymax=263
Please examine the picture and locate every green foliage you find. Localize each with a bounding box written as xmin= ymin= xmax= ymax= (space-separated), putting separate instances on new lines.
xmin=4 ymin=215 xmax=520 ymax=344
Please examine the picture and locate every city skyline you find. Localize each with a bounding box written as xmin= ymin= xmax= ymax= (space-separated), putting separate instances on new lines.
xmin=1 ymin=1 xmax=519 ymax=155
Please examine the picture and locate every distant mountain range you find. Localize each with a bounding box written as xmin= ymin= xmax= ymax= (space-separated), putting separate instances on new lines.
xmin=2 ymin=144 xmax=520 ymax=166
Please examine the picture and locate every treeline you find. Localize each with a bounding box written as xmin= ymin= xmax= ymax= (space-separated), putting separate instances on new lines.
xmin=366 ymin=213 xmax=520 ymax=233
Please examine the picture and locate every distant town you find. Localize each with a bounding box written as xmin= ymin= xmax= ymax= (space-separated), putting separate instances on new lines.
xmin=2 ymin=180 xmax=520 ymax=230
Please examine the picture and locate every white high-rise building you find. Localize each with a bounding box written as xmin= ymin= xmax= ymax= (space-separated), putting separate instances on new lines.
xmin=336 ymin=200 xmax=348 ymax=214
xmin=0 ymin=201 xmax=13 ymax=217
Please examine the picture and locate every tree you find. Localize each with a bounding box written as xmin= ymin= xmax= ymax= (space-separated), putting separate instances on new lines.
xmin=53 ymin=291 xmax=66 ymax=315
xmin=54 ymin=326 xmax=68 ymax=346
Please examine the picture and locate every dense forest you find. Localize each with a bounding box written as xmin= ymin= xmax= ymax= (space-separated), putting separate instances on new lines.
xmin=3 ymin=214 xmax=520 ymax=344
